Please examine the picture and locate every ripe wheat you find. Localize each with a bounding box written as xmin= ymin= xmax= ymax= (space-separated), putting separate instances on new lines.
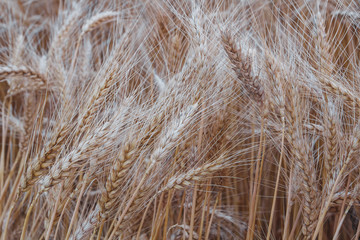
xmin=1 ymin=1 xmax=360 ymax=239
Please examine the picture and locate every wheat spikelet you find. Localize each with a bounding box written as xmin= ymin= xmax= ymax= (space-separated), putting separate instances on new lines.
xmin=0 ymin=66 xmax=47 ymax=89
xmin=158 ymin=156 xmax=226 ymax=194
xmin=81 ymin=11 xmax=119 ymax=36
xmin=221 ymin=32 xmax=264 ymax=103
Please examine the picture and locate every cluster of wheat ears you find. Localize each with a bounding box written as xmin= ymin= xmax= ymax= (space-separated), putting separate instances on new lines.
xmin=1 ymin=0 xmax=360 ymax=239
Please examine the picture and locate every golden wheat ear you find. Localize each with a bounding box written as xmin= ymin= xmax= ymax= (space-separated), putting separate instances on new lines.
xmin=221 ymin=32 xmax=264 ymax=103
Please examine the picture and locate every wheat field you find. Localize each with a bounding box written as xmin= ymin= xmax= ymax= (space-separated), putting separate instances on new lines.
xmin=0 ymin=0 xmax=360 ymax=239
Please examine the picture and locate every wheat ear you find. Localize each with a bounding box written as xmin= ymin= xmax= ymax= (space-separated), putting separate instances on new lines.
xmin=286 ymin=87 xmax=319 ymax=238
xmin=20 ymin=123 xmax=71 ymax=191
xmin=0 ymin=65 xmax=52 ymax=96
xmin=221 ymin=32 xmax=264 ymax=103
xmin=70 ymin=11 xmax=120 ymax=74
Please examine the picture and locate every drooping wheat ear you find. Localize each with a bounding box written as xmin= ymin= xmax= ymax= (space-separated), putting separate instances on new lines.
xmin=315 ymin=11 xmax=335 ymax=75
xmin=221 ymin=32 xmax=264 ymax=103
xmin=81 ymin=11 xmax=119 ymax=36
xmin=0 ymin=66 xmax=48 ymax=94
xmin=70 ymin=11 xmax=120 ymax=72
xmin=76 ymin=67 xmax=119 ymax=136
xmin=157 ymin=155 xmax=226 ymax=195
xmin=285 ymin=87 xmax=319 ymax=238
xmin=21 ymin=123 xmax=72 ymax=192
xmin=264 ymin=51 xmax=285 ymax=118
